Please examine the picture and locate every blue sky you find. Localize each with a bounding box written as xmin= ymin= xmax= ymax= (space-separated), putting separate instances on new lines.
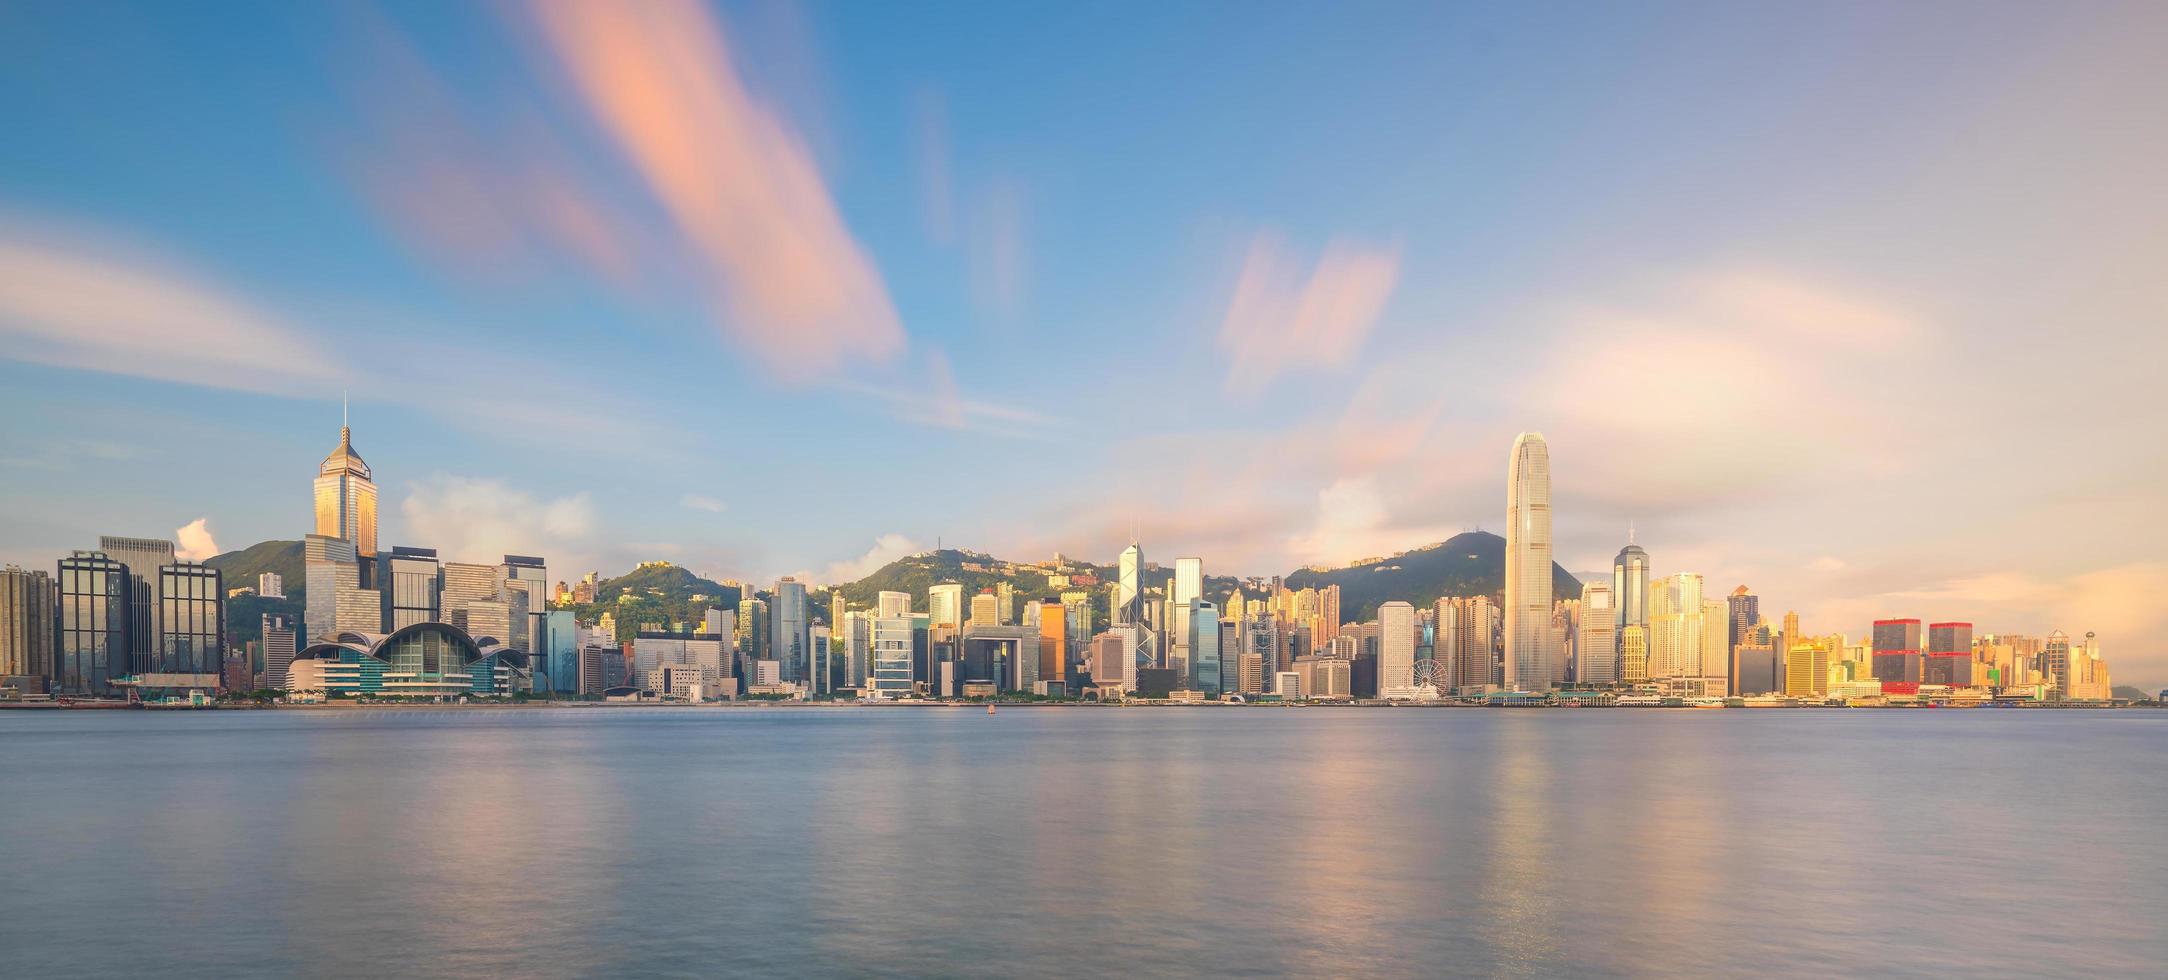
xmin=3 ymin=1 xmax=2165 ymax=681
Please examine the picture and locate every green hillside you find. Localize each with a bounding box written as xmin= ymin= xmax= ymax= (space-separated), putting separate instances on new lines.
xmin=206 ymin=540 xmax=306 ymax=651
xmin=570 ymin=562 xmax=740 ymax=643
xmin=1282 ymin=530 xmax=1583 ymax=622
xmin=206 ymin=539 xmax=304 ymax=592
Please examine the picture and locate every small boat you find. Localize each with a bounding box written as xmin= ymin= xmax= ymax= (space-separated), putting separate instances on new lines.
xmin=986 ymin=704 xmax=996 ymax=715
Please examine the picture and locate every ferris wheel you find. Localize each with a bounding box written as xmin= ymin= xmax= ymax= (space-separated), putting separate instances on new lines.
xmin=1412 ymin=659 xmax=1440 ymax=688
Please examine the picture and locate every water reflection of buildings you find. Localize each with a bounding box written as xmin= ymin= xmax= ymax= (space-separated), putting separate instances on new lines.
xmin=1480 ymin=715 xmax=1561 ymax=972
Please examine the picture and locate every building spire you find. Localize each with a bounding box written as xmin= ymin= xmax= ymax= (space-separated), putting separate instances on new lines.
xmin=1628 ymin=520 xmax=1635 ymax=545
xmin=342 ymin=389 xmax=348 ymax=429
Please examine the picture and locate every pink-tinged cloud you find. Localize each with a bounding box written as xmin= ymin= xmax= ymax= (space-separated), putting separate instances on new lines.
xmin=968 ymin=179 xmax=1028 ymax=321
xmin=0 ymin=220 xmax=342 ymax=394
xmin=335 ymin=11 xmax=655 ymax=290
xmin=526 ymin=0 xmax=903 ymax=378
xmin=1219 ymin=233 xmax=1400 ymax=396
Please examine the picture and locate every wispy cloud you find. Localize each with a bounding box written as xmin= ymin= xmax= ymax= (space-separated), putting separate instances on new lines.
xmin=174 ymin=518 xmax=221 ymax=561
xmin=0 ymin=217 xmax=344 ymax=394
xmin=804 ymin=533 xmax=922 ymax=588
xmin=1219 ymin=232 xmax=1401 ymax=396
xmin=967 ymin=179 xmax=1028 ymax=322
xmin=400 ymin=476 xmax=595 ymax=565
xmin=680 ymin=493 xmax=727 ymax=514
xmin=525 ymin=0 xmax=904 ymax=379
xmin=833 ymin=347 xmax=1058 ymax=439
xmin=334 ymin=10 xmax=653 ymax=289
xmin=913 ymin=88 xmax=956 ymax=246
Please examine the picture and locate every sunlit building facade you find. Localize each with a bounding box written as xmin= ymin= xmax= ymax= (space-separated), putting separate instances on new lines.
xmin=1505 ymin=432 xmax=1554 ymax=690
xmin=1576 ymin=582 xmax=1618 ymax=684
xmin=1378 ymin=600 xmax=1416 ymax=692
xmin=313 ymin=424 xmax=377 ymax=565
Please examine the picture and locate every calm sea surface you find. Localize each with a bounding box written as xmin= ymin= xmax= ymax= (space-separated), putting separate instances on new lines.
xmin=1 ymin=707 xmax=2163 ymax=978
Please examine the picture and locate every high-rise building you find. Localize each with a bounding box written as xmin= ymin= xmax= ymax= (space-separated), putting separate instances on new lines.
xmin=1318 ymin=584 xmax=1342 ymax=648
xmin=869 ymin=591 xmax=914 ymax=699
xmin=257 ymin=572 xmax=284 ymax=599
xmin=499 ymin=556 xmax=548 ymax=651
xmin=55 ymin=551 xmax=129 ymax=696
xmin=1732 ymin=625 xmax=1779 ymax=695
xmin=1116 ymin=541 xmax=1143 ymax=625
xmin=440 ymin=562 xmax=495 ymax=635
xmin=1576 ymin=582 xmax=1618 ymax=684
xmin=542 ymin=609 xmax=578 ymax=694
xmin=97 ymin=535 xmax=174 ymax=675
xmin=1699 ymin=597 xmax=1728 ymax=696
xmin=262 ymin=614 xmax=297 ymax=692
xmin=1169 ymin=557 xmax=1205 ymax=676
xmin=378 ymin=547 xmax=441 ymax=630
xmin=1437 ymin=596 xmax=1497 ymax=690
xmin=1187 ymin=599 xmax=1221 ymax=695
xmin=304 ymin=534 xmax=358 ymax=642
xmin=1620 ymin=624 xmax=1649 ymax=684
xmin=1612 ymin=537 xmax=1650 ymax=637
xmin=1925 ymin=621 xmax=1975 ymax=687
xmin=1061 ymin=591 xmax=1093 ymax=676
xmin=1872 ymin=618 xmax=1922 ymax=683
xmin=1504 ymin=432 xmax=1554 ymax=690
xmin=1785 ymin=642 xmax=1830 ymax=698
xmin=314 ymin=421 xmax=378 ymax=569
xmin=1173 ymin=558 xmax=1203 ymax=607
xmin=772 ymin=577 xmax=810 ymax=684
xmin=1727 ymin=586 xmax=1759 ymax=651
xmin=1378 ymin=601 xmax=1416 ymax=693
xmin=1550 ymin=599 xmax=1577 ymax=685
xmin=1646 ymin=572 xmax=1706 ymax=686
xmin=1091 ymin=624 xmax=1142 ymax=692
xmin=154 ymin=562 xmax=224 ymax=684
xmin=969 ymin=592 xmax=999 ymax=628
xmin=1 ymin=566 xmax=55 ymax=683
xmin=1036 ymin=598 xmax=1067 ymax=693
xmin=928 ymin=582 xmax=964 ymax=629
xmin=333 ymin=561 xmax=381 ymax=635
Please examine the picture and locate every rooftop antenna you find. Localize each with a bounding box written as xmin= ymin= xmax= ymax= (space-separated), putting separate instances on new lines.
xmin=1628 ymin=520 xmax=1636 ymax=545
xmin=342 ymin=390 xmax=349 ymax=429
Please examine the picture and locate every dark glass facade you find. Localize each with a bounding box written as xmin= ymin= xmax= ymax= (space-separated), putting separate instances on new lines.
xmin=156 ymin=562 xmax=225 ymax=676
xmin=378 ymin=547 xmax=442 ymax=630
xmin=56 ymin=551 xmax=129 ymax=696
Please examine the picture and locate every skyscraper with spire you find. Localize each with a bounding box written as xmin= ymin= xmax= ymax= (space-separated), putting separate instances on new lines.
xmin=1116 ymin=540 xmax=1143 ymax=626
xmin=314 ymin=403 xmax=378 ymax=563
xmin=1504 ymin=432 xmax=1554 ymax=690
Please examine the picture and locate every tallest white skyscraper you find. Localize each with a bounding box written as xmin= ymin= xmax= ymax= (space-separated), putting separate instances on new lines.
xmin=1505 ymin=432 xmax=1554 ymax=690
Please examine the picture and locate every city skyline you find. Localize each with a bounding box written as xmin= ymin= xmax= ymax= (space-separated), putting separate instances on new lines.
xmin=3 ymin=1 xmax=2166 ymax=685
xmin=0 ymin=417 xmax=2133 ymax=700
